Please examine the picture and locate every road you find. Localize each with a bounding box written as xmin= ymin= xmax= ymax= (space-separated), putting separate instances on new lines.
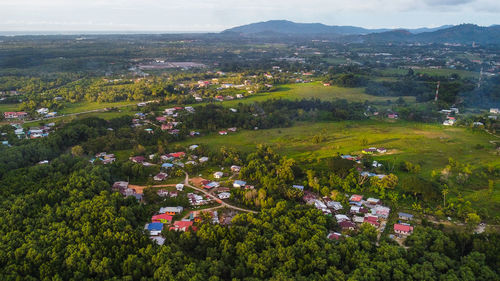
xmin=182 ymin=171 xmax=258 ymax=214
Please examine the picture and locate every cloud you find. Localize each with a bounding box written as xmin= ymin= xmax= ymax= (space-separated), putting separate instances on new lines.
xmin=424 ymin=0 xmax=474 ymax=5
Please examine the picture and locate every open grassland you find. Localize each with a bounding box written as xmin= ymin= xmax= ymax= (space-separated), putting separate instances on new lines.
xmin=0 ymin=103 xmax=20 ymax=112
xmin=177 ymin=120 xmax=500 ymax=214
xmin=221 ymin=82 xmax=416 ymax=106
xmin=378 ymin=68 xmax=480 ymax=79
xmin=58 ymin=100 xmax=137 ymax=114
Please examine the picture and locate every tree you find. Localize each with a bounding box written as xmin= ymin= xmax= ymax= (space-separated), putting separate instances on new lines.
xmin=71 ymin=145 xmax=84 ymax=156
xmin=466 ymin=213 xmax=481 ymax=231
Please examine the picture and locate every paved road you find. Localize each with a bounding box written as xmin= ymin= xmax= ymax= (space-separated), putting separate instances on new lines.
xmin=182 ymin=172 xmax=258 ymax=214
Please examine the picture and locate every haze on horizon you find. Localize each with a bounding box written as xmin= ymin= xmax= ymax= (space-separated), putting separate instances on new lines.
xmin=0 ymin=0 xmax=499 ymax=34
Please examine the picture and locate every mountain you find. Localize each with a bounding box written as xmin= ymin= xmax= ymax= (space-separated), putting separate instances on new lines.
xmin=222 ymin=20 xmax=389 ymax=36
xmin=362 ymin=24 xmax=500 ymax=44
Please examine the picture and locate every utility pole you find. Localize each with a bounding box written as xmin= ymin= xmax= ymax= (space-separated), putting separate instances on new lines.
xmin=434 ymin=81 xmax=440 ymax=102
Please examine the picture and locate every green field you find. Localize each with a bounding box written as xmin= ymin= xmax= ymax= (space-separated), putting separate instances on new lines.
xmin=177 ymin=120 xmax=500 ymax=215
xmin=0 ymin=103 xmax=20 ymax=112
xmin=219 ymin=82 xmax=416 ymax=107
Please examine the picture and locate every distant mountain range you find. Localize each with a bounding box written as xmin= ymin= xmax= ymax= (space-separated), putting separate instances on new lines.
xmin=222 ymin=20 xmax=500 ymax=44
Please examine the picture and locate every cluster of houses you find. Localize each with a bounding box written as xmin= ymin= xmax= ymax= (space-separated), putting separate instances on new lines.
xmin=146 ymin=206 xmax=198 ymax=245
xmin=187 ymin=193 xmax=212 ymax=206
xmin=90 ymin=152 xmax=116 ymax=164
xmin=112 ymin=181 xmax=142 ymax=201
xmin=361 ymin=147 xmax=387 ymax=154
xmin=218 ymin=127 xmax=237 ymax=135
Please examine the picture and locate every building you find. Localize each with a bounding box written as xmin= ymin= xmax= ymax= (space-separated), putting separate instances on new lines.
xmin=154 ymin=172 xmax=168 ymax=181
xmin=233 ymin=180 xmax=247 ymax=188
xmin=170 ymin=221 xmax=194 ymax=232
xmin=327 ymin=232 xmax=342 ymax=240
xmin=490 ymin=108 xmax=499 ymax=114
xmin=292 ymin=185 xmax=304 ymax=191
xmin=327 ymin=201 xmax=343 ymax=211
xmin=213 ymin=171 xmax=224 ymax=179
xmin=130 ymin=156 xmax=146 ymax=163
xmin=339 ymin=221 xmax=356 ymax=231
xmin=152 ymin=214 xmax=173 ymax=224
xmin=349 ymin=194 xmax=363 ymax=204
xmin=159 ymin=206 xmax=184 ymax=215
xmin=147 ymin=223 xmax=164 ymax=236
xmin=218 ymin=192 xmax=231 ymax=199
xmin=335 ymin=214 xmax=350 ymax=222
xmin=394 ymin=223 xmax=414 ymax=235
xmin=4 ymin=112 xmax=28 ymax=119
xmin=231 ymin=165 xmax=241 ymax=172
xmin=372 ymin=206 xmax=391 ymax=219
xmin=157 ymin=189 xmax=169 ymax=197
xmin=398 ymin=212 xmax=414 ymax=221
xmin=176 ymin=184 xmax=184 ymax=191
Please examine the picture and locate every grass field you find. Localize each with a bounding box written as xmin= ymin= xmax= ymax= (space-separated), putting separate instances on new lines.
xmin=0 ymin=103 xmax=20 ymax=112
xmin=176 ymin=120 xmax=500 ymax=216
xmin=378 ymin=68 xmax=480 ymax=79
xmin=58 ymin=100 xmax=137 ymax=114
xmin=219 ymin=82 xmax=416 ymax=107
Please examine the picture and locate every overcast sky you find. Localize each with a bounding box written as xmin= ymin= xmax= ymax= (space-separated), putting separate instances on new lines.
xmin=0 ymin=0 xmax=499 ymax=33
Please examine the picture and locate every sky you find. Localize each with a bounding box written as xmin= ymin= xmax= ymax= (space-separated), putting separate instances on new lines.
xmin=0 ymin=0 xmax=499 ymax=33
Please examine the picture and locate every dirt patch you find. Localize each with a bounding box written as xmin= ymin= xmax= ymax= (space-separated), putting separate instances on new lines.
xmin=190 ymin=177 xmax=207 ymax=187
xmin=128 ymin=184 xmax=176 ymax=194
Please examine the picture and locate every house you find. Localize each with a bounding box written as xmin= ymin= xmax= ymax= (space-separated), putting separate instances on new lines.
xmin=147 ymin=222 xmax=164 ymax=236
xmin=350 ymin=206 xmax=368 ymax=214
xmin=159 ymin=206 xmax=184 ymax=215
xmin=4 ymin=112 xmax=28 ymax=119
xmin=376 ymin=147 xmax=387 ymax=153
xmin=292 ymin=185 xmax=304 ymax=191
xmin=170 ymin=221 xmax=194 ymax=232
xmin=362 ymin=148 xmax=377 ymax=154
xmin=327 ymin=232 xmax=342 ymax=240
xmin=156 ymin=116 xmax=167 ymax=122
xmin=398 ymin=212 xmax=414 ymax=221
xmin=152 ymin=214 xmax=173 ymax=224
xmin=112 ymin=181 xmax=129 ymax=193
xmin=394 ymin=223 xmax=414 ymax=235
xmin=169 ymin=191 xmax=178 ymax=197
xmin=167 ymin=152 xmax=185 ymax=158
xmin=176 ymin=184 xmax=184 ymax=191
xmin=218 ymin=192 xmax=231 ymax=199
xmin=157 ymin=189 xmax=169 ymax=197
xmin=218 ymin=131 xmax=227 ymax=135
xmin=150 ymin=236 xmax=165 ymax=245
xmin=443 ymin=118 xmax=456 ymax=126
xmin=189 ymin=144 xmax=199 ymax=150
xmin=327 ymin=201 xmax=343 ymax=211
xmin=388 ymin=113 xmax=398 ymax=119
xmin=231 ymin=165 xmax=241 ymax=172
xmin=349 ymin=194 xmax=363 ymax=203
xmin=353 ymin=215 xmax=365 ymax=223
xmin=199 ymin=157 xmax=209 ymax=163
xmin=190 ymin=131 xmax=200 ymax=136
xmin=204 ymin=181 xmax=220 ymax=189
xmin=130 ymin=156 xmax=146 ymax=163
xmin=233 ymin=180 xmax=246 ymax=188
xmin=228 ymin=127 xmax=237 ymax=132
xmin=36 ymin=108 xmax=49 ymax=115
xmin=154 ymin=172 xmax=168 ymax=181
xmin=365 ymin=198 xmax=381 ymax=205
xmin=339 ymin=221 xmax=356 ymax=231
xmin=364 ymin=218 xmax=380 ymax=228
xmin=335 ymin=214 xmax=350 ymax=222
xmin=489 ymin=108 xmax=499 ymax=114
xmin=372 ymin=206 xmax=391 ymax=219
xmin=213 ymin=171 xmax=224 ymax=179
xmin=162 ymin=163 xmax=174 ymax=169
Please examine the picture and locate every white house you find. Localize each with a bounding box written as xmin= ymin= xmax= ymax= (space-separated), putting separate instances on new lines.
xmin=213 ymin=171 xmax=224 ymax=179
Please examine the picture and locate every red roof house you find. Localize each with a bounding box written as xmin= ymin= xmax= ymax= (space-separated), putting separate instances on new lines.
xmin=394 ymin=223 xmax=414 ymax=235
xmin=152 ymin=214 xmax=173 ymax=223
xmin=170 ymin=221 xmax=194 ymax=232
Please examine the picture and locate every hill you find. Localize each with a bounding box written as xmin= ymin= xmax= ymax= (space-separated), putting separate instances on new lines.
xmin=222 ymin=20 xmax=388 ymax=36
